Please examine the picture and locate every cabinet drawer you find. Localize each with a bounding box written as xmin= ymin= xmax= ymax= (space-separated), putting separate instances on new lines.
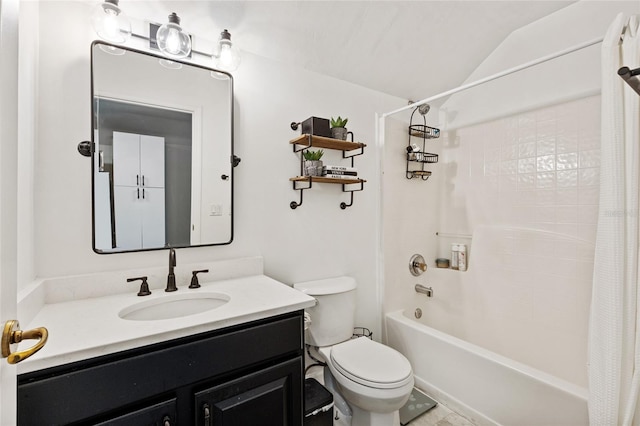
xmin=94 ymin=398 xmax=177 ymax=426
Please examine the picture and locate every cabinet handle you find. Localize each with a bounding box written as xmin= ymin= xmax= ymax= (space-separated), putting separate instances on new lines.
xmin=142 ymin=175 xmax=145 ymax=186
xmin=162 ymin=415 xmax=171 ymax=426
xmin=137 ymin=188 xmax=140 ymax=199
xmin=203 ymin=403 xmax=211 ymax=426
xmin=136 ymin=174 xmax=139 ymax=185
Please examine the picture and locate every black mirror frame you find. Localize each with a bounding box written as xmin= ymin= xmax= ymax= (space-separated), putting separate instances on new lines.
xmin=89 ymin=40 xmax=235 ymax=254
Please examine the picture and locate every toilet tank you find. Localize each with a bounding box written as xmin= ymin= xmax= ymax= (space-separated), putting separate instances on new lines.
xmin=293 ymin=276 xmax=357 ymax=347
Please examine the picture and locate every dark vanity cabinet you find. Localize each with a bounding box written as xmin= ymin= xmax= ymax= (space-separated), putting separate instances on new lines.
xmin=17 ymin=311 xmax=304 ymax=425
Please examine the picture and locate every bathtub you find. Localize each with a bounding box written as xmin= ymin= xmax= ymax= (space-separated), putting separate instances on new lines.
xmin=385 ymin=309 xmax=589 ymax=426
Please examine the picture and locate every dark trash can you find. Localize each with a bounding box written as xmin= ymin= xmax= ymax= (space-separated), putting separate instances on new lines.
xmin=304 ymin=378 xmax=333 ymax=426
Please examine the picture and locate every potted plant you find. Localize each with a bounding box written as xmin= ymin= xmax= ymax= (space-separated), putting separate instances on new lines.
xmin=330 ymin=116 xmax=349 ymax=140
xmin=303 ymin=149 xmax=324 ymax=176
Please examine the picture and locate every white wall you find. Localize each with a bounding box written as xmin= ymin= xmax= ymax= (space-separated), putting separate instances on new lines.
xmin=30 ymin=2 xmax=406 ymax=339
xmin=441 ymin=1 xmax=640 ymax=130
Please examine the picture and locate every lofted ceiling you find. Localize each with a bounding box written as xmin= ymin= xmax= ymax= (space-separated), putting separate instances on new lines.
xmin=123 ymin=1 xmax=575 ymax=103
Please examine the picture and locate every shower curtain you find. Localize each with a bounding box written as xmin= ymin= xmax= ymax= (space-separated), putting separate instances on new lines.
xmin=589 ymin=13 xmax=640 ymax=425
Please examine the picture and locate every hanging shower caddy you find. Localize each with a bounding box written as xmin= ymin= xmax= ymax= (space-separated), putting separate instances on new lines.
xmin=406 ymin=105 xmax=439 ymax=180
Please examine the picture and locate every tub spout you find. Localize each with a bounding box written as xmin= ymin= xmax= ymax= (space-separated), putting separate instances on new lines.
xmin=415 ymin=284 xmax=433 ymax=297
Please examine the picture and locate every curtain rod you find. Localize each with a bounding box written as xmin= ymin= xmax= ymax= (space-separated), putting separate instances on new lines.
xmin=382 ymin=36 xmax=604 ymax=118
xmin=619 ymin=66 xmax=640 ymax=95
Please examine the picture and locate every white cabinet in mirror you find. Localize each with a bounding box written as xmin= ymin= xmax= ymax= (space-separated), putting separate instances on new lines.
xmin=91 ymin=41 xmax=235 ymax=253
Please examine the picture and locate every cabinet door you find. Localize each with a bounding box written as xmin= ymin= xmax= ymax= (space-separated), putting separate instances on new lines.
xmin=194 ymin=358 xmax=303 ymax=426
xmin=113 ymin=131 xmax=141 ymax=187
xmin=141 ymin=187 xmax=166 ymax=249
xmin=140 ymin=135 xmax=165 ymax=188
xmin=113 ymin=185 xmax=142 ymax=249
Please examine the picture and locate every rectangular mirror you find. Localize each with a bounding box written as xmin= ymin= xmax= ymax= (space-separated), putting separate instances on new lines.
xmin=91 ymin=41 xmax=233 ymax=253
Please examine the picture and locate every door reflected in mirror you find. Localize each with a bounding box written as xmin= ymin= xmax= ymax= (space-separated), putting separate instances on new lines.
xmin=91 ymin=41 xmax=233 ymax=253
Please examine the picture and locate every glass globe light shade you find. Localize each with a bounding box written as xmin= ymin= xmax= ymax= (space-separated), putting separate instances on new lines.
xmin=213 ymin=30 xmax=240 ymax=72
xmin=91 ymin=0 xmax=131 ymax=44
xmin=156 ymin=13 xmax=191 ymax=59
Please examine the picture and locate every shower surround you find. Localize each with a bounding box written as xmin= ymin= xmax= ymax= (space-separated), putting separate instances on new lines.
xmin=382 ymin=95 xmax=600 ymax=421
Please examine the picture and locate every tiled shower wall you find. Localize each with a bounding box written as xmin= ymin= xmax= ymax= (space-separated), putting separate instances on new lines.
xmin=439 ymin=95 xmax=600 ymax=238
xmin=433 ymin=95 xmax=600 ymax=387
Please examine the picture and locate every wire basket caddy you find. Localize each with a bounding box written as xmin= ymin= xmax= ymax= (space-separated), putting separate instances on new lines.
xmin=406 ymin=106 xmax=439 ymax=180
xmin=406 ymin=150 xmax=439 ymax=163
xmin=409 ymin=124 xmax=440 ymax=139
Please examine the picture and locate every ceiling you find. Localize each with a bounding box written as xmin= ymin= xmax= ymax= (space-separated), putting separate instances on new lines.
xmin=124 ymin=1 xmax=575 ymax=103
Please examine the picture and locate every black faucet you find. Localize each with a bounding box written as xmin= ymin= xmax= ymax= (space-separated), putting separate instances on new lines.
xmin=166 ymin=248 xmax=177 ymax=292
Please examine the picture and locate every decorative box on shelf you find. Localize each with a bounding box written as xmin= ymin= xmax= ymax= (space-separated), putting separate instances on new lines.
xmin=299 ymin=116 xmax=332 ymax=138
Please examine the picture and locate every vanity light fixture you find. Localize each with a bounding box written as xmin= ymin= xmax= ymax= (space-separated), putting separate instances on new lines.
xmin=212 ymin=29 xmax=240 ymax=72
xmin=91 ymin=0 xmax=132 ymax=44
xmin=91 ymin=3 xmax=240 ymax=71
xmin=156 ymin=12 xmax=192 ymax=59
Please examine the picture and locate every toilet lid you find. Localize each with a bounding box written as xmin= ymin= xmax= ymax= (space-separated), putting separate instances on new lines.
xmin=330 ymin=337 xmax=413 ymax=389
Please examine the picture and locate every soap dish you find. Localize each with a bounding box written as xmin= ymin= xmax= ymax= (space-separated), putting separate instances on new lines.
xmin=435 ymin=258 xmax=450 ymax=268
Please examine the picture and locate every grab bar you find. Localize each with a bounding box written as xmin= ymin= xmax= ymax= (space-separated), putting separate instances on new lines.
xmin=415 ymin=284 xmax=433 ymax=297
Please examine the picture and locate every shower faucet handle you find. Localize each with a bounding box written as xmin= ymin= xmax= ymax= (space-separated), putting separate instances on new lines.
xmin=409 ymin=254 xmax=427 ymax=276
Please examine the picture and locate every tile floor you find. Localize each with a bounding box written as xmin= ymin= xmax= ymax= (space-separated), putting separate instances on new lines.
xmin=330 ymin=390 xmax=475 ymax=426
xmin=407 ymin=401 xmax=475 ymax=426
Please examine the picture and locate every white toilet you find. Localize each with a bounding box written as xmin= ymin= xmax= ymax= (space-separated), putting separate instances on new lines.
xmin=294 ymin=276 xmax=414 ymax=426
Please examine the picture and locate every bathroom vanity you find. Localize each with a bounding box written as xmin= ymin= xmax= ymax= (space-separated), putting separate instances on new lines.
xmin=15 ymin=260 xmax=315 ymax=425
xmin=18 ymin=311 xmax=303 ymax=425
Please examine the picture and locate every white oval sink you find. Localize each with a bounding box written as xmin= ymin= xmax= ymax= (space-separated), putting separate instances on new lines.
xmin=119 ymin=292 xmax=230 ymax=321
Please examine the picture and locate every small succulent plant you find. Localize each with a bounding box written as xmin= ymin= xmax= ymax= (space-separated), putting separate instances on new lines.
xmin=303 ymin=149 xmax=324 ymax=161
xmin=330 ymin=116 xmax=348 ymax=128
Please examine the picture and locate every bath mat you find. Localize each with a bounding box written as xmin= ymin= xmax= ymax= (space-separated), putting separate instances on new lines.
xmin=399 ymin=388 xmax=438 ymax=425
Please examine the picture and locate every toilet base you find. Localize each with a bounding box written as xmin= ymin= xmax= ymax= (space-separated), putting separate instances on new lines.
xmin=351 ymin=405 xmax=400 ymax=426
xmin=322 ymin=367 xmax=401 ymax=426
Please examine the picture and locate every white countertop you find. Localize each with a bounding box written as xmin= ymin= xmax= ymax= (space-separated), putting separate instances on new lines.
xmin=18 ymin=274 xmax=316 ymax=374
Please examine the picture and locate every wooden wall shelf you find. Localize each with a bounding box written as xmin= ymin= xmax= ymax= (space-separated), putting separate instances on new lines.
xmin=289 ymin=133 xmax=366 ymax=210
xmin=289 ymin=134 xmax=366 ymax=152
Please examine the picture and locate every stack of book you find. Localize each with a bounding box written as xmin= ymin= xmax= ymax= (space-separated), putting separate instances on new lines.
xmin=323 ymin=165 xmax=358 ymax=179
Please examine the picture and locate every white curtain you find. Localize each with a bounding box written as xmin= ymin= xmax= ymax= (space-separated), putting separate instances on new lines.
xmin=589 ymin=13 xmax=640 ymax=425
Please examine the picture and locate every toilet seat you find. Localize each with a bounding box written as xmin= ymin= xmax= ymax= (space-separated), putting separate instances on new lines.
xmin=329 ymin=337 xmax=413 ymax=389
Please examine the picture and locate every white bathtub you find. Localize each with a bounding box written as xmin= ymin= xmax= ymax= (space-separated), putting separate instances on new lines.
xmin=385 ymin=309 xmax=589 ymax=426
